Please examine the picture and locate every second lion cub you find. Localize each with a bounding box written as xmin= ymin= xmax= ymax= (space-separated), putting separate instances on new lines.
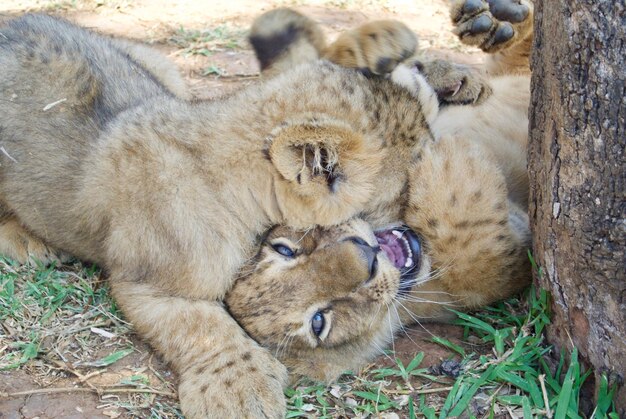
xmin=0 ymin=13 xmax=438 ymax=418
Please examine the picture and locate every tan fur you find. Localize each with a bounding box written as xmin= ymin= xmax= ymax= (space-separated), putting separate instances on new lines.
xmin=226 ymin=218 xmax=413 ymax=382
xmin=324 ymin=20 xmax=417 ymax=75
xmin=251 ymin=9 xmax=417 ymax=78
xmin=0 ymin=13 xmax=442 ymax=418
xmin=226 ymin=136 xmax=531 ymax=382
xmin=114 ymin=39 xmax=192 ymax=100
xmin=230 ymin=0 xmax=534 ymax=381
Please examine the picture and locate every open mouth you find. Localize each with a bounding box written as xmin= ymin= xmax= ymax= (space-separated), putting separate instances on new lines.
xmin=374 ymin=226 xmax=421 ymax=294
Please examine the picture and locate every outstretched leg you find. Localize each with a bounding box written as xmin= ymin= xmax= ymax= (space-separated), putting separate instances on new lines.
xmin=110 ymin=277 xmax=288 ymax=419
xmin=324 ymin=20 xmax=417 ymax=75
xmin=249 ymin=8 xmax=327 ymax=78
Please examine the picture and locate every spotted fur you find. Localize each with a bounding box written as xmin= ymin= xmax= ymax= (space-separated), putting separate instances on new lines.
xmin=226 ymin=0 xmax=534 ymax=382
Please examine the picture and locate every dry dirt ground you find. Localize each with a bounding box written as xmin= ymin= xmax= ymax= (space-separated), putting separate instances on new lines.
xmin=0 ymin=1 xmax=488 ymax=417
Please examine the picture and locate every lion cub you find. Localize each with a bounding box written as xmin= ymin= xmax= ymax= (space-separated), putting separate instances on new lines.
xmin=226 ymin=134 xmax=531 ymax=383
xmin=225 ymin=0 xmax=534 ymax=382
xmin=0 ymin=14 xmax=438 ymax=418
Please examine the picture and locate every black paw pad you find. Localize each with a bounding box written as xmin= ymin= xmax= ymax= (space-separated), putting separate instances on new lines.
xmin=487 ymin=0 xmax=529 ymax=23
xmin=470 ymin=14 xmax=493 ymax=34
xmin=493 ymin=23 xmax=514 ymax=44
xmin=463 ymin=0 xmax=485 ymax=15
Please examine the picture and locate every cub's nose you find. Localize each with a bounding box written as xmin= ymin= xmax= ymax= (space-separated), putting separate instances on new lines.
xmin=349 ymin=237 xmax=379 ymax=280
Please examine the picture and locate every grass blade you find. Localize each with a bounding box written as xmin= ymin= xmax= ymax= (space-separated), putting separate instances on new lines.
xmin=554 ymin=349 xmax=577 ymax=419
xmin=449 ymin=364 xmax=497 ymax=416
xmin=82 ymin=348 xmax=134 ymax=367
xmin=431 ymin=336 xmax=465 ymax=357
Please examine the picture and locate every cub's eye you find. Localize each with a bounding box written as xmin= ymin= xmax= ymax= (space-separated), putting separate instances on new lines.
xmin=311 ymin=311 xmax=325 ymax=337
xmin=272 ymin=243 xmax=295 ymax=258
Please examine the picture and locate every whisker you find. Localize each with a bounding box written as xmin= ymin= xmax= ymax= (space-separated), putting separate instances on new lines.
xmin=369 ymin=298 xmax=384 ymax=330
xmin=398 ymin=295 xmax=463 ymax=305
xmin=391 ymin=303 xmax=418 ymax=347
xmin=397 ymin=306 xmax=438 ymax=339
xmin=371 ymin=339 xmax=395 ymax=365
xmin=385 ymin=303 xmax=396 ymax=356
xmin=402 ymin=289 xmax=456 ymax=296
xmin=273 ymin=333 xmax=289 ymax=359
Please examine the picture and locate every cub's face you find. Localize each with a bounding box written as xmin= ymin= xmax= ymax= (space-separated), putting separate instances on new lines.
xmin=225 ymin=218 xmax=429 ymax=382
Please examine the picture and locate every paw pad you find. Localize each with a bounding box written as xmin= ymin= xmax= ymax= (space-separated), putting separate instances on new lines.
xmin=463 ymin=0 xmax=485 ymax=15
xmin=470 ymin=14 xmax=493 ymax=34
xmin=493 ymin=23 xmax=514 ymax=44
xmin=487 ymin=0 xmax=529 ymax=23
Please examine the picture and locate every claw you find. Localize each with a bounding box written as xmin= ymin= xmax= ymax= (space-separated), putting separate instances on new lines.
xmin=451 ymin=80 xmax=463 ymax=97
xmin=434 ymin=80 xmax=463 ymax=101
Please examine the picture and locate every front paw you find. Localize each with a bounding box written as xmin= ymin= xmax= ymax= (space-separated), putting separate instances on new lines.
xmin=179 ymin=343 xmax=288 ymax=418
xmin=268 ymin=115 xmax=382 ymax=227
xmin=407 ymin=59 xmax=492 ymax=105
xmin=0 ymin=217 xmax=71 ymax=265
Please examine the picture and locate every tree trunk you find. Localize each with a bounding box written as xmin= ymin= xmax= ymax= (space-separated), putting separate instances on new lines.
xmin=528 ymin=0 xmax=625 ymax=414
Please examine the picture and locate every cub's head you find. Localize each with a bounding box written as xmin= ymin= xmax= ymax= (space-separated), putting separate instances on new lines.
xmin=225 ymin=218 xmax=428 ymax=382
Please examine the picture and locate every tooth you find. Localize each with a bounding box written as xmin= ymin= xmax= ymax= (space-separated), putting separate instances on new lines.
xmin=392 ymin=230 xmax=402 ymax=238
xmin=451 ymin=81 xmax=462 ymax=97
xmin=401 ymin=237 xmax=412 ymax=257
xmin=405 ymin=257 xmax=413 ymax=268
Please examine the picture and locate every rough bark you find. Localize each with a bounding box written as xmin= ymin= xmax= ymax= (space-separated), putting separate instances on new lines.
xmin=528 ymin=0 xmax=626 ymax=413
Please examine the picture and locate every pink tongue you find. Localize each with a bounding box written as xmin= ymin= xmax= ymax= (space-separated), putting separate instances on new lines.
xmin=375 ymin=231 xmax=406 ymax=269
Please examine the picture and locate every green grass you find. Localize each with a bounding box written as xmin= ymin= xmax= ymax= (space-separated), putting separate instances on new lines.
xmin=1 ymin=256 xmax=619 ymax=418
xmin=285 ymin=284 xmax=620 ymax=417
xmin=0 ymin=257 xmax=129 ymax=370
xmin=0 ymin=257 xmax=180 ymax=417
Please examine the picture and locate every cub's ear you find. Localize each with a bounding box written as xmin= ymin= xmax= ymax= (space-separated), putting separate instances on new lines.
xmin=269 ymin=117 xmax=376 ymax=195
xmin=268 ymin=116 xmax=383 ymax=226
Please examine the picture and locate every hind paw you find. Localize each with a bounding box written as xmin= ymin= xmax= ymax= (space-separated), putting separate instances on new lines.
xmin=450 ymin=0 xmax=532 ymax=53
xmin=325 ymin=20 xmax=417 ymax=75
